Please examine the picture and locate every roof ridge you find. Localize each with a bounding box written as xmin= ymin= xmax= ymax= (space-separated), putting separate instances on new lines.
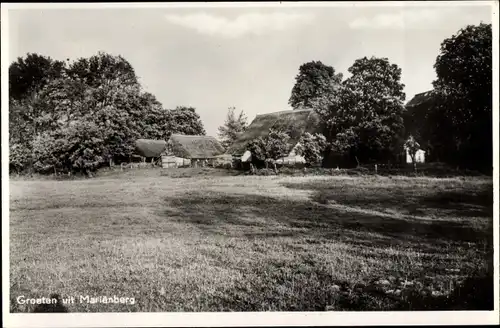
xmin=171 ymin=134 xmax=215 ymax=138
xmin=255 ymin=108 xmax=312 ymax=117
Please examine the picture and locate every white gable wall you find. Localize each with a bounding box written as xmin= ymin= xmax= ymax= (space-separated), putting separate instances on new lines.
xmin=406 ymin=149 xmax=426 ymax=163
xmin=240 ymin=143 xmax=308 ymax=164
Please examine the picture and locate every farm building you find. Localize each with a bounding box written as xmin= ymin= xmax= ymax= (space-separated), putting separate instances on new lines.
xmin=405 ymin=148 xmax=426 ymax=163
xmin=162 ymin=134 xmax=226 ymax=168
xmin=406 ymin=90 xmax=436 ymax=108
xmin=228 ymin=109 xmax=323 ymax=164
xmin=135 ymin=139 xmax=167 ymax=164
xmin=404 ymin=90 xmax=435 ymax=164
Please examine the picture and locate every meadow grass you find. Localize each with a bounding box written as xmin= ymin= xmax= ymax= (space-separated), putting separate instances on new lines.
xmin=9 ymin=170 xmax=493 ymax=312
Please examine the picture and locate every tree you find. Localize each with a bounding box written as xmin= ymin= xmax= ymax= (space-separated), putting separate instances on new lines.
xmin=247 ymin=129 xmax=290 ymax=170
xmin=8 ymin=51 xmax=210 ymax=176
xmin=247 ymin=137 xmax=267 ymax=162
xmin=432 ymin=23 xmax=492 ymax=171
xmin=140 ymin=92 xmax=171 ymax=140
xmin=60 ymin=121 xmax=109 ymax=176
xmin=218 ymin=107 xmax=248 ymax=150
xmin=66 ymin=52 xmax=138 ymax=88
xmin=9 ymin=142 xmax=33 ymax=174
xmin=264 ymin=129 xmax=291 ymax=165
xmin=289 ymin=61 xmax=343 ymax=110
xmin=9 ymin=52 xmax=162 ymax=174
xmin=313 ymin=57 xmax=406 ymax=166
xmin=9 ymin=53 xmax=65 ymax=100
xmin=169 ymin=106 xmax=206 ymax=136
xmin=295 ymin=132 xmax=327 ymax=166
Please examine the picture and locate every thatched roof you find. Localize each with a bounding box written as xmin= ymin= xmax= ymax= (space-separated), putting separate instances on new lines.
xmin=168 ymin=134 xmax=225 ymax=159
xmin=406 ymin=90 xmax=436 ymax=108
xmin=135 ymin=139 xmax=167 ymax=157
xmin=228 ymin=109 xmax=323 ymax=156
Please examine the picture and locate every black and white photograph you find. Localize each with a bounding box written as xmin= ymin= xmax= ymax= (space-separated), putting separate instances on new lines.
xmin=2 ymin=1 xmax=499 ymax=327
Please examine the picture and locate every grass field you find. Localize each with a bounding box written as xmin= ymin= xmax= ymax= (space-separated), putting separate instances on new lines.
xmin=9 ymin=169 xmax=494 ymax=312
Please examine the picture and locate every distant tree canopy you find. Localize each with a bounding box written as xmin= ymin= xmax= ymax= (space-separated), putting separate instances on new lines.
xmin=218 ymin=107 xmax=248 ymax=151
xmin=9 ymin=53 xmax=65 ymax=101
xmin=9 ymin=52 xmax=206 ymax=175
xmin=171 ymin=106 xmax=206 ymax=136
xmin=66 ymin=52 xmax=138 ymax=88
xmin=289 ymin=61 xmax=343 ymax=110
xmin=406 ymin=23 xmax=492 ymax=171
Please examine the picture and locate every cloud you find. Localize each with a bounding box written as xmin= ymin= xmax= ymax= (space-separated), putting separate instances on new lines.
xmin=349 ymin=9 xmax=446 ymax=30
xmin=165 ymin=12 xmax=313 ymax=38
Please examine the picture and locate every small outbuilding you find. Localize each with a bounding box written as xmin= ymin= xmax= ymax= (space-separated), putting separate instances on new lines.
xmin=162 ymin=134 xmax=225 ymax=168
xmin=406 ymin=148 xmax=426 ymax=164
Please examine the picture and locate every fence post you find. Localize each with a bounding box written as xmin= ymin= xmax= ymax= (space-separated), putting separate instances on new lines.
xmin=375 ymin=164 xmax=378 ymax=174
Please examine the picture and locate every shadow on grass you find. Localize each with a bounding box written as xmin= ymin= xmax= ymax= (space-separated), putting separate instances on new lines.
xmin=162 ymin=188 xmax=493 ymax=311
xmin=281 ymin=180 xmax=493 ymax=220
xmin=164 ymin=192 xmax=491 ymax=249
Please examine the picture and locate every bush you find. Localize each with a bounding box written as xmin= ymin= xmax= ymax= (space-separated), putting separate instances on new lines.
xmin=9 ymin=142 xmax=32 ymax=174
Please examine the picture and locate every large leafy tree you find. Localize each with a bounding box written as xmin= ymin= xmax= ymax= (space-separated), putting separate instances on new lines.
xmin=66 ymin=52 xmax=138 ymax=88
xmin=264 ymin=129 xmax=291 ymax=163
xmin=247 ymin=129 xmax=290 ymax=168
xmin=10 ymin=52 xmax=160 ymax=174
xmin=140 ymin=92 xmax=172 ymax=140
xmin=295 ymin=132 xmax=327 ymax=166
xmin=9 ymin=54 xmax=67 ymax=171
xmin=432 ymin=23 xmax=492 ymax=171
xmin=8 ymin=51 xmax=208 ymax=175
xmin=313 ymin=57 xmax=406 ymax=166
xmin=289 ymin=61 xmax=343 ymax=110
xmin=218 ymin=107 xmax=248 ymax=150
xmin=247 ymin=137 xmax=267 ymax=162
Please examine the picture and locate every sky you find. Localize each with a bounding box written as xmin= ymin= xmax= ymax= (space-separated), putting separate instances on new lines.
xmin=7 ymin=3 xmax=493 ymax=138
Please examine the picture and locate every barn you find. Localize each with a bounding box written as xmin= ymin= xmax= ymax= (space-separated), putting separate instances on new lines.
xmin=405 ymin=91 xmax=434 ymax=163
xmin=228 ymin=109 xmax=323 ymax=165
xmin=135 ymin=139 xmax=167 ymax=165
xmin=405 ymin=147 xmax=426 ymax=163
xmin=162 ymin=134 xmax=226 ymax=168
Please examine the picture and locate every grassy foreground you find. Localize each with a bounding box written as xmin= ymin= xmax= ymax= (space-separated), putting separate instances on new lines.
xmin=9 ymin=169 xmax=493 ymax=312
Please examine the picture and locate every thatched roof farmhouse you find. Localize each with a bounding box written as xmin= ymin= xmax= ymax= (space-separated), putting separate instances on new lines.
xmin=228 ymin=109 xmax=323 ymax=162
xmin=135 ymin=139 xmax=167 ymax=158
xmin=167 ymin=134 xmax=225 ymax=159
xmin=403 ymin=90 xmax=437 ymax=163
xmin=406 ymin=90 xmax=436 ymax=108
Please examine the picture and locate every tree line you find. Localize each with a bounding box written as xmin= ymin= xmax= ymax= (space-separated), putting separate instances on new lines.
xmin=9 ymin=23 xmax=493 ymax=175
xmin=240 ymin=22 xmax=491 ymax=171
xmin=9 ymin=52 xmax=206 ymax=176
